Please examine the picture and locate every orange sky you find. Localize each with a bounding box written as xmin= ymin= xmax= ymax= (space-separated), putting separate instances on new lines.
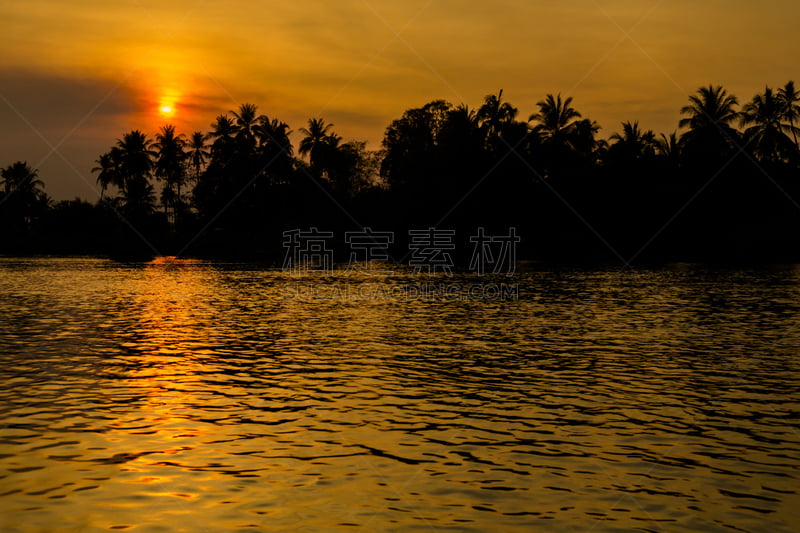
xmin=1 ymin=0 xmax=798 ymax=199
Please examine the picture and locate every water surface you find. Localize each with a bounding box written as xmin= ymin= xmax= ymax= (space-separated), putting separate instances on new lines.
xmin=1 ymin=258 xmax=799 ymax=532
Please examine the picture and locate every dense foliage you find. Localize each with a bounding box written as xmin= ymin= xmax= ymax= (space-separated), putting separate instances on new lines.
xmin=2 ymin=82 xmax=800 ymax=263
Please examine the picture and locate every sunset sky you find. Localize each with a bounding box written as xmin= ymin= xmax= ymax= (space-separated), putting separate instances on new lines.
xmin=1 ymin=0 xmax=798 ymax=200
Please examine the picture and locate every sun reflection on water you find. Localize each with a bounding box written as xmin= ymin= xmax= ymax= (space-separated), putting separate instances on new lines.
xmin=1 ymin=259 xmax=799 ymax=532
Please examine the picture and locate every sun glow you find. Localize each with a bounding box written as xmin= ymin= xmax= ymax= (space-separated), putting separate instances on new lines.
xmin=160 ymin=104 xmax=174 ymax=116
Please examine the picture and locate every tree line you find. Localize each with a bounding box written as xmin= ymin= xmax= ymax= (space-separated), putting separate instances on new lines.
xmin=2 ymin=82 xmax=800 ymax=262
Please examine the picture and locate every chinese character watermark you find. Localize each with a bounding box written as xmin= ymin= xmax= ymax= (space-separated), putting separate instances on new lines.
xmin=408 ymin=228 xmax=456 ymax=275
xmin=345 ymin=227 xmax=395 ymax=275
xmin=469 ymin=227 xmax=520 ymax=275
xmin=281 ymin=226 xmax=520 ymax=279
xmin=282 ymin=227 xmax=335 ymax=274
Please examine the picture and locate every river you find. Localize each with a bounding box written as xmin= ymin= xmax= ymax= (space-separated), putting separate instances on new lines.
xmin=0 ymin=257 xmax=798 ymax=532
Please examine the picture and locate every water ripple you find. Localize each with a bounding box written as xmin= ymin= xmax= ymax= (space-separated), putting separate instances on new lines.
xmin=0 ymin=258 xmax=799 ymax=532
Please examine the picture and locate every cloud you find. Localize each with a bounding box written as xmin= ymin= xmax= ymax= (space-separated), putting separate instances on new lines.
xmin=1 ymin=69 xmax=135 ymax=129
xmin=0 ymin=69 xmax=137 ymax=199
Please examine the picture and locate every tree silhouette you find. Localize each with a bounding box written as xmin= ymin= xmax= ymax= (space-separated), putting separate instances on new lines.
xmin=255 ymin=116 xmax=294 ymax=186
xmin=209 ymin=114 xmax=237 ymax=160
xmin=443 ymin=103 xmax=479 ymax=136
xmin=187 ymin=131 xmax=209 ymax=183
xmin=569 ymin=118 xmax=603 ymax=163
xmin=607 ymin=121 xmax=658 ymax=162
xmin=679 ymin=85 xmax=741 ymax=167
xmin=231 ymin=103 xmax=263 ymax=147
xmin=438 ymin=103 xmax=485 ymax=189
xmin=115 ymin=130 xmax=156 ymax=218
xmin=255 ymin=116 xmax=293 ymax=155
xmin=116 ymin=131 xmax=154 ymax=186
xmin=299 ymin=118 xmax=338 ymax=178
xmin=92 ymin=146 xmax=123 ymax=199
xmin=740 ymin=87 xmax=798 ymax=163
xmin=477 ymin=89 xmax=519 ymax=149
xmin=153 ymin=124 xmax=187 ymax=223
xmin=380 ymin=100 xmax=451 ymax=194
xmin=529 ymin=94 xmax=589 ymax=177
xmin=197 ymin=115 xmax=236 ymax=208
xmin=656 ymin=132 xmax=683 ymax=169
xmin=323 ymin=140 xmax=364 ymax=198
xmin=11 ymin=81 xmax=800 ymax=261
xmin=777 ymin=81 xmax=800 ymax=149
xmin=529 ymin=93 xmax=582 ymax=142
xmin=1 ymin=161 xmax=47 ymax=230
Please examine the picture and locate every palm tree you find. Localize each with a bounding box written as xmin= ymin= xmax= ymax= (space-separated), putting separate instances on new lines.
xmin=679 ymin=85 xmax=740 ymax=132
xmin=187 ymin=131 xmax=209 ymax=182
xmin=435 ymin=103 xmax=485 ymax=189
xmin=529 ymin=93 xmax=582 ymax=142
xmin=1 ymin=161 xmax=47 ymax=228
xmin=477 ymin=89 xmax=518 ymax=144
xmin=115 ymin=130 xmax=156 ymax=215
xmin=609 ymin=121 xmax=658 ymax=159
xmin=254 ymin=116 xmax=294 ymax=184
xmin=255 ymin=116 xmax=293 ymax=155
xmin=318 ymin=133 xmax=344 ymax=183
xmin=153 ymin=124 xmax=187 ymax=220
xmin=446 ymin=103 xmax=479 ymax=131
xmin=231 ymin=103 xmax=263 ymax=146
xmin=116 ymin=130 xmax=155 ymax=188
xmin=209 ymin=114 xmax=236 ymax=158
xmin=777 ymin=81 xmax=800 ymax=147
xmin=92 ymin=147 xmax=123 ymax=199
xmin=569 ymin=118 xmax=603 ymax=161
xmin=678 ymin=85 xmax=741 ymax=164
xmin=299 ymin=118 xmax=337 ymax=176
xmin=740 ymin=87 xmax=797 ymax=163
xmin=440 ymin=103 xmax=482 ymax=154
xmin=528 ymin=94 xmax=592 ymax=176
xmin=1 ymin=161 xmax=43 ymax=196
xmin=657 ymin=132 xmax=681 ymax=156
xmin=657 ymin=132 xmax=682 ymax=168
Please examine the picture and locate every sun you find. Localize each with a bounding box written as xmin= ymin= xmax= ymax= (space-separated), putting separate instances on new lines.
xmin=159 ymin=104 xmax=174 ymax=116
